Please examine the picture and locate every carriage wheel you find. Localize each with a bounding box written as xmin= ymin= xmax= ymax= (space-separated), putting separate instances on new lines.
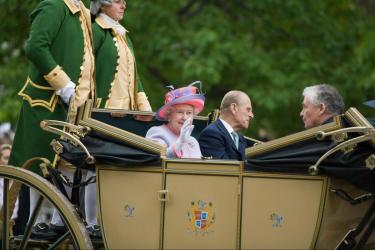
xmin=0 ymin=165 xmax=93 ymax=250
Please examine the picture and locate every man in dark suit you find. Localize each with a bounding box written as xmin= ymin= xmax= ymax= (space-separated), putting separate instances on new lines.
xmin=300 ymin=84 xmax=345 ymax=129
xmin=299 ymin=88 xmax=375 ymax=249
xmin=198 ymin=90 xmax=254 ymax=160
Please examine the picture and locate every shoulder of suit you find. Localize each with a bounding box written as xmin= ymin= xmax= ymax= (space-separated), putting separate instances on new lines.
xmin=92 ymin=21 xmax=107 ymax=35
xmin=201 ymin=122 xmax=217 ymax=132
xmin=31 ymin=0 xmax=65 ymax=15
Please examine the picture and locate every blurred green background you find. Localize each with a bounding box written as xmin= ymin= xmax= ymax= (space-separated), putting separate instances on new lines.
xmin=0 ymin=0 xmax=374 ymax=139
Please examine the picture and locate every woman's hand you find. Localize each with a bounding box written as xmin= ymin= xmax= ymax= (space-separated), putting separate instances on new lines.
xmin=175 ymin=118 xmax=194 ymax=152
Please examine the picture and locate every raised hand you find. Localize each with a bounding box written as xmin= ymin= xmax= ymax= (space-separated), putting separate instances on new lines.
xmin=175 ymin=118 xmax=194 ymax=153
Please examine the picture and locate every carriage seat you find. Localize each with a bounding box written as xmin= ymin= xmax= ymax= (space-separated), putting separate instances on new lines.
xmin=89 ymin=109 xmax=215 ymax=139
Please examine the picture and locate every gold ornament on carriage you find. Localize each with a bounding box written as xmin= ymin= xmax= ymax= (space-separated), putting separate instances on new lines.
xmin=365 ymin=154 xmax=375 ymax=170
xmin=187 ymin=200 xmax=216 ymax=235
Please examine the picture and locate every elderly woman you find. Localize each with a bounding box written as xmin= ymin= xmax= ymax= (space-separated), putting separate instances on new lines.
xmin=146 ymin=83 xmax=205 ymax=158
xmin=91 ymin=0 xmax=152 ymax=111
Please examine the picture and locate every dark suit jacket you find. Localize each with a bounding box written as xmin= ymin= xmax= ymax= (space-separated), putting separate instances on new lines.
xmin=198 ymin=119 xmax=246 ymax=161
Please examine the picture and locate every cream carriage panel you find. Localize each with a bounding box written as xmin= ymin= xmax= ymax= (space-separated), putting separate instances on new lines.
xmin=97 ymin=167 xmax=163 ymax=249
xmin=241 ymin=173 xmax=327 ymax=249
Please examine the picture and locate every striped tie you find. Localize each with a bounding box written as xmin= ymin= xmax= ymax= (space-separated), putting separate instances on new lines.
xmin=231 ymin=132 xmax=239 ymax=149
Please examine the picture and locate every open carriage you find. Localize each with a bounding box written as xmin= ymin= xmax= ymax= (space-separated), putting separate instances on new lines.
xmin=1 ymin=100 xmax=374 ymax=249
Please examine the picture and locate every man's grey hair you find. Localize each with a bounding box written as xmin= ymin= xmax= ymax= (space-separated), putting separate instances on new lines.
xmin=302 ymin=84 xmax=345 ymax=115
xmin=220 ymin=90 xmax=248 ymax=112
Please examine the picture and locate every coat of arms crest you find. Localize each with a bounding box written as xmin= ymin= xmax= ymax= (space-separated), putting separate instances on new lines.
xmin=187 ymin=200 xmax=215 ymax=235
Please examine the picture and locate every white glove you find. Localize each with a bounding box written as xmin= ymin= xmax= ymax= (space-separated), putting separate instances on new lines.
xmin=175 ymin=118 xmax=194 ymax=152
xmin=56 ymin=81 xmax=76 ymax=104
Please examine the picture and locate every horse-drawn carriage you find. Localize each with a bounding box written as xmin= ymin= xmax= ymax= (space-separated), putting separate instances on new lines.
xmin=1 ymin=100 xmax=374 ymax=249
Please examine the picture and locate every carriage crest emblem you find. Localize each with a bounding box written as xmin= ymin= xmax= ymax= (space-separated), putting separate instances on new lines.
xmin=124 ymin=204 xmax=135 ymax=217
xmin=270 ymin=213 xmax=283 ymax=227
xmin=187 ymin=200 xmax=215 ymax=235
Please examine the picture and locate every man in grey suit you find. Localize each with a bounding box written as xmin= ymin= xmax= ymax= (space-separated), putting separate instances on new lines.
xmin=198 ymin=90 xmax=254 ymax=160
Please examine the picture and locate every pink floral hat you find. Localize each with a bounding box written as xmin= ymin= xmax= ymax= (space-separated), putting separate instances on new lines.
xmin=156 ymin=81 xmax=205 ymax=121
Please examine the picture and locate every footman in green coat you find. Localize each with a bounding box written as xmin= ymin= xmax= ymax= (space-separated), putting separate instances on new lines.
xmin=9 ymin=0 xmax=95 ymax=238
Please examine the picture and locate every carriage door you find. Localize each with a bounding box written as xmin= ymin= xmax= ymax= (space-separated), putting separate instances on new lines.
xmin=97 ymin=166 xmax=163 ymax=249
xmin=241 ymin=173 xmax=328 ymax=249
xmin=162 ymin=160 xmax=242 ymax=249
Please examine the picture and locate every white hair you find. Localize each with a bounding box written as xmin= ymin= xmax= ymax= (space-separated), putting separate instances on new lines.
xmin=90 ymin=0 xmax=112 ymax=15
xmin=302 ymin=84 xmax=345 ymax=115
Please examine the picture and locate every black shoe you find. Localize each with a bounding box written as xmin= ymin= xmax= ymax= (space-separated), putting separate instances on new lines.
xmin=87 ymin=225 xmax=102 ymax=239
xmin=30 ymin=222 xmax=67 ymax=241
xmin=50 ymin=224 xmax=67 ymax=235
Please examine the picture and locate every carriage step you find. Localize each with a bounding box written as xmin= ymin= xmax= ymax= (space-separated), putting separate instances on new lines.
xmin=11 ymin=235 xmax=104 ymax=249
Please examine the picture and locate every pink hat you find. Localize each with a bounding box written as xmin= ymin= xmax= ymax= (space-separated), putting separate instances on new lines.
xmin=156 ymin=81 xmax=205 ymax=121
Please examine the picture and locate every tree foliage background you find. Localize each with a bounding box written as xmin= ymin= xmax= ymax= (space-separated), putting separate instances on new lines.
xmin=0 ymin=0 xmax=375 ymax=139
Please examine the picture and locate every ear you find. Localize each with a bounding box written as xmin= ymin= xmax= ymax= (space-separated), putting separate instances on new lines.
xmin=319 ymin=103 xmax=327 ymax=115
xmin=230 ymin=103 xmax=237 ymax=114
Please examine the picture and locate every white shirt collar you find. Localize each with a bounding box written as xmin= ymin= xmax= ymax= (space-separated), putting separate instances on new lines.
xmin=219 ymin=118 xmax=235 ymax=134
xmin=99 ymin=13 xmax=127 ymax=36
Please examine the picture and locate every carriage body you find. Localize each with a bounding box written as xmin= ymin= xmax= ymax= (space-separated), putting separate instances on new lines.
xmin=75 ymin=101 xmax=374 ymax=249
xmin=97 ymin=159 xmax=329 ymax=249
xmin=1 ymin=101 xmax=374 ymax=249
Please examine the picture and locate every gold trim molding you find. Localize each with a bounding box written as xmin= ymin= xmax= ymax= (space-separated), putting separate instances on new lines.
xmin=344 ymin=107 xmax=375 ymax=146
xmin=246 ymin=116 xmax=343 ymax=157
xmin=18 ymin=78 xmax=58 ymax=112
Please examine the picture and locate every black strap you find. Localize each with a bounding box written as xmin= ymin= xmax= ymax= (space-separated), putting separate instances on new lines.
xmin=331 ymin=188 xmax=374 ymax=205
xmin=354 ymin=199 xmax=375 ymax=250
xmin=48 ymin=168 xmax=96 ymax=189
xmin=48 ymin=168 xmax=70 ymax=199
xmin=336 ymin=198 xmax=375 ymax=250
xmin=70 ymin=168 xmax=82 ymax=206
